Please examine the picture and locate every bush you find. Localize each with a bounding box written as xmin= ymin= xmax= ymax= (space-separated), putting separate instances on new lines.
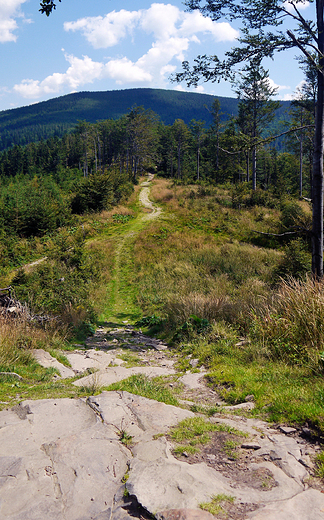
xmin=274 ymin=238 xmax=311 ymax=280
xmin=71 ymin=173 xmax=114 ymax=214
xmin=11 ymin=230 xmax=99 ymax=326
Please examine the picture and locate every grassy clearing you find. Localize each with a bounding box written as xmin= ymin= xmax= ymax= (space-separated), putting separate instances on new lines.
xmin=133 ymin=179 xmax=324 ymax=434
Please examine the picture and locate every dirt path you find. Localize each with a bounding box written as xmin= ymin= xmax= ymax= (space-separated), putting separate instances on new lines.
xmin=107 ymin=174 xmax=162 ymax=322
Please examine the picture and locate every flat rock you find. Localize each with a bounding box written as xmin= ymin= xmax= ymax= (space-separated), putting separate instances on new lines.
xmin=224 ymin=401 xmax=255 ymax=411
xmin=0 ymin=397 xmax=128 ymax=520
xmin=179 ymin=372 xmax=206 ymax=390
xmin=87 ymin=391 xmax=194 ymax=442
xmin=279 ymin=426 xmax=297 ymax=435
xmin=241 ymin=443 xmax=261 ymax=450
xmin=0 ymin=389 xmax=322 ymax=520
xmin=32 ymin=349 xmax=75 ymax=378
xmin=66 ymin=350 xmax=117 ymax=372
xmin=156 ymin=509 xmax=215 ymax=520
xmin=248 ymin=488 xmax=324 ymax=519
xmin=73 ymin=365 xmax=175 ymax=388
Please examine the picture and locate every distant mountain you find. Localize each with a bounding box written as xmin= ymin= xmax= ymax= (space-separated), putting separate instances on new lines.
xmin=0 ymin=88 xmax=291 ymax=151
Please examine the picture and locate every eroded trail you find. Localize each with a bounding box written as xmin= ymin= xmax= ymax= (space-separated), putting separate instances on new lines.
xmin=1 ymin=176 xmax=324 ymax=520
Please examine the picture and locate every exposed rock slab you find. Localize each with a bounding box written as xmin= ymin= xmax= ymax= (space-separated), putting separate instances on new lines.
xmin=249 ymin=488 xmax=324 ymax=519
xmin=73 ymin=365 xmax=176 ymax=388
xmin=0 ymin=391 xmax=323 ymax=520
xmin=0 ymin=397 xmax=128 ymax=520
xmin=31 ymin=349 xmax=75 ymax=378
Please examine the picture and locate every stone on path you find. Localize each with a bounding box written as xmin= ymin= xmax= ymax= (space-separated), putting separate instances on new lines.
xmin=249 ymin=488 xmax=324 ymax=519
xmin=32 ymin=349 xmax=75 ymax=378
xmin=73 ymin=365 xmax=176 ymax=388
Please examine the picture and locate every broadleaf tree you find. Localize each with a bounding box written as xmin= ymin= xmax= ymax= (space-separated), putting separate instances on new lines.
xmin=174 ymin=0 xmax=324 ymax=278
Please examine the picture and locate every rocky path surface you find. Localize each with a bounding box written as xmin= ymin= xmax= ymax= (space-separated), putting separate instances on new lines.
xmin=1 ymin=177 xmax=324 ymax=519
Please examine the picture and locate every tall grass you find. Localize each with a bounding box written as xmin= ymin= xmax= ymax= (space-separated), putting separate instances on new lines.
xmin=0 ymin=313 xmax=68 ymax=370
xmin=250 ymin=276 xmax=324 ymax=366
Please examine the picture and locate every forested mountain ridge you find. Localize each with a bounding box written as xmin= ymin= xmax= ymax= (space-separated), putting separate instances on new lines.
xmin=0 ymin=88 xmax=290 ymax=151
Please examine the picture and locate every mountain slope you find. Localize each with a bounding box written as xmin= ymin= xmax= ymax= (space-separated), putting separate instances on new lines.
xmin=0 ymin=88 xmax=291 ymax=151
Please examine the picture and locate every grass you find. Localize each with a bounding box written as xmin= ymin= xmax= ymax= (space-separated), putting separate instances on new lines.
xmin=169 ymin=416 xmax=246 ymax=454
xmin=199 ymin=494 xmax=235 ymax=517
xmin=104 ymin=373 xmax=179 ymax=406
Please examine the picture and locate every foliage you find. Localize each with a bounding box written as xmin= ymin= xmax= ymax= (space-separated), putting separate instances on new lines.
xmin=275 ymin=238 xmax=311 ymax=280
xmin=71 ymin=173 xmax=114 ymax=214
xmin=11 ymin=230 xmax=100 ymax=327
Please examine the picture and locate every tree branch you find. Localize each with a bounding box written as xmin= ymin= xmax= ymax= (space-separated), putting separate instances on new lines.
xmin=287 ymin=30 xmax=324 ymax=69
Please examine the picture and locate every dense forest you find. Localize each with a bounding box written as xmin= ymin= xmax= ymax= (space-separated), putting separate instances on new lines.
xmin=0 ymin=88 xmax=290 ymax=151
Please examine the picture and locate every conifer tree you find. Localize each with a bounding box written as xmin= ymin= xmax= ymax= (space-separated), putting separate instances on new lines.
xmin=175 ymin=0 xmax=324 ymax=277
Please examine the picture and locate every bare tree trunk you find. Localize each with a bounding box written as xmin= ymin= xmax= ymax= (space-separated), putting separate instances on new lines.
xmin=252 ymin=145 xmax=256 ymax=190
xmin=312 ymin=0 xmax=324 ymax=277
xmin=197 ymin=141 xmax=200 ymax=180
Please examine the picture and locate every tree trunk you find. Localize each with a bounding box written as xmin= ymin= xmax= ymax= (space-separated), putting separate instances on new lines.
xmin=312 ymin=0 xmax=324 ymax=277
xmin=252 ymin=145 xmax=256 ymax=190
xmin=299 ymin=108 xmax=303 ymax=198
xmin=197 ymin=141 xmax=200 ymax=181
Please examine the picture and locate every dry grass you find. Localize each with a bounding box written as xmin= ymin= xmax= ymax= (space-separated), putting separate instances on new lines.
xmin=150 ymin=178 xmax=175 ymax=202
xmin=0 ymin=313 xmax=68 ymax=369
xmin=250 ymin=276 xmax=324 ymax=365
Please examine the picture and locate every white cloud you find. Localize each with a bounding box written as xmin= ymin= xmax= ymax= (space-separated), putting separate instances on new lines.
xmin=105 ymin=57 xmax=152 ymax=84
xmin=65 ymin=3 xmax=239 ymax=48
xmin=64 ymin=10 xmax=141 ymax=49
xmin=13 ymin=54 xmax=103 ymax=98
xmin=62 ymin=4 xmax=239 ymax=90
xmin=13 ymin=3 xmax=239 ymax=100
xmin=180 ymin=11 xmax=239 ymax=41
xmin=0 ymin=0 xmax=27 ymax=43
xmin=268 ymin=78 xmax=291 ymax=93
xmin=140 ymin=3 xmax=180 ymax=39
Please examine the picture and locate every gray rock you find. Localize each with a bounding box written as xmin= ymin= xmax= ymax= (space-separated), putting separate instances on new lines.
xmin=279 ymin=426 xmax=297 ymax=435
xmin=32 ymin=349 xmax=75 ymax=379
xmin=241 ymin=443 xmax=261 ymax=450
xmin=224 ymin=402 xmax=255 ymax=411
xmin=0 ymin=397 xmax=128 ymax=520
xmin=73 ymin=366 xmax=175 ymax=388
xmin=179 ymin=372 xmax=206 ymax=390
xmin=248 ymin=488 xmax=324 ymax=519
xmin=156 ymin=509 xmax=215 ymax=520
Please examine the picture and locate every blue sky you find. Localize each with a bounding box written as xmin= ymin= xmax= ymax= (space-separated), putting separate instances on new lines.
xmin=0 ymin=0 xmax=313 ymax=112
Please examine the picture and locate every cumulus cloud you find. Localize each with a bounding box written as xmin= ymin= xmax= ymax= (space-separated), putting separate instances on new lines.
xmin=13 ymin=54 xmax=103 ymax=98
xmin=61 ymin=3 xmax=239 ymax=89
xmin=268 ymin=78 xmax=291 ymax=93
xmin=0 ymin=0 xmax=27 ymax=43
xmin=65 ymin=3 xmax=239 ymax=48
xmin=14 ymin=3 xmax=239 ymax=100
xmin=105 ymin=57 xmax=152 ymax=84
xmin=64 ymin=10 xmax=141 ymax=49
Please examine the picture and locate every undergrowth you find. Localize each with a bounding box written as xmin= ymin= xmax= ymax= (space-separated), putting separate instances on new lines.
xmin=134 ymin=179 xmax=324 ymax=434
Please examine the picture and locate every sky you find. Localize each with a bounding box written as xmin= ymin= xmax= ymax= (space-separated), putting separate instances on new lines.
xmin=0 ymin=0 xmax=313 ymax=112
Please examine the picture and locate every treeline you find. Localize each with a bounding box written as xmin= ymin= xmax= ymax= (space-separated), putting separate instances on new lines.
xmin=0 ymin=101 xmax=311 ymax=244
